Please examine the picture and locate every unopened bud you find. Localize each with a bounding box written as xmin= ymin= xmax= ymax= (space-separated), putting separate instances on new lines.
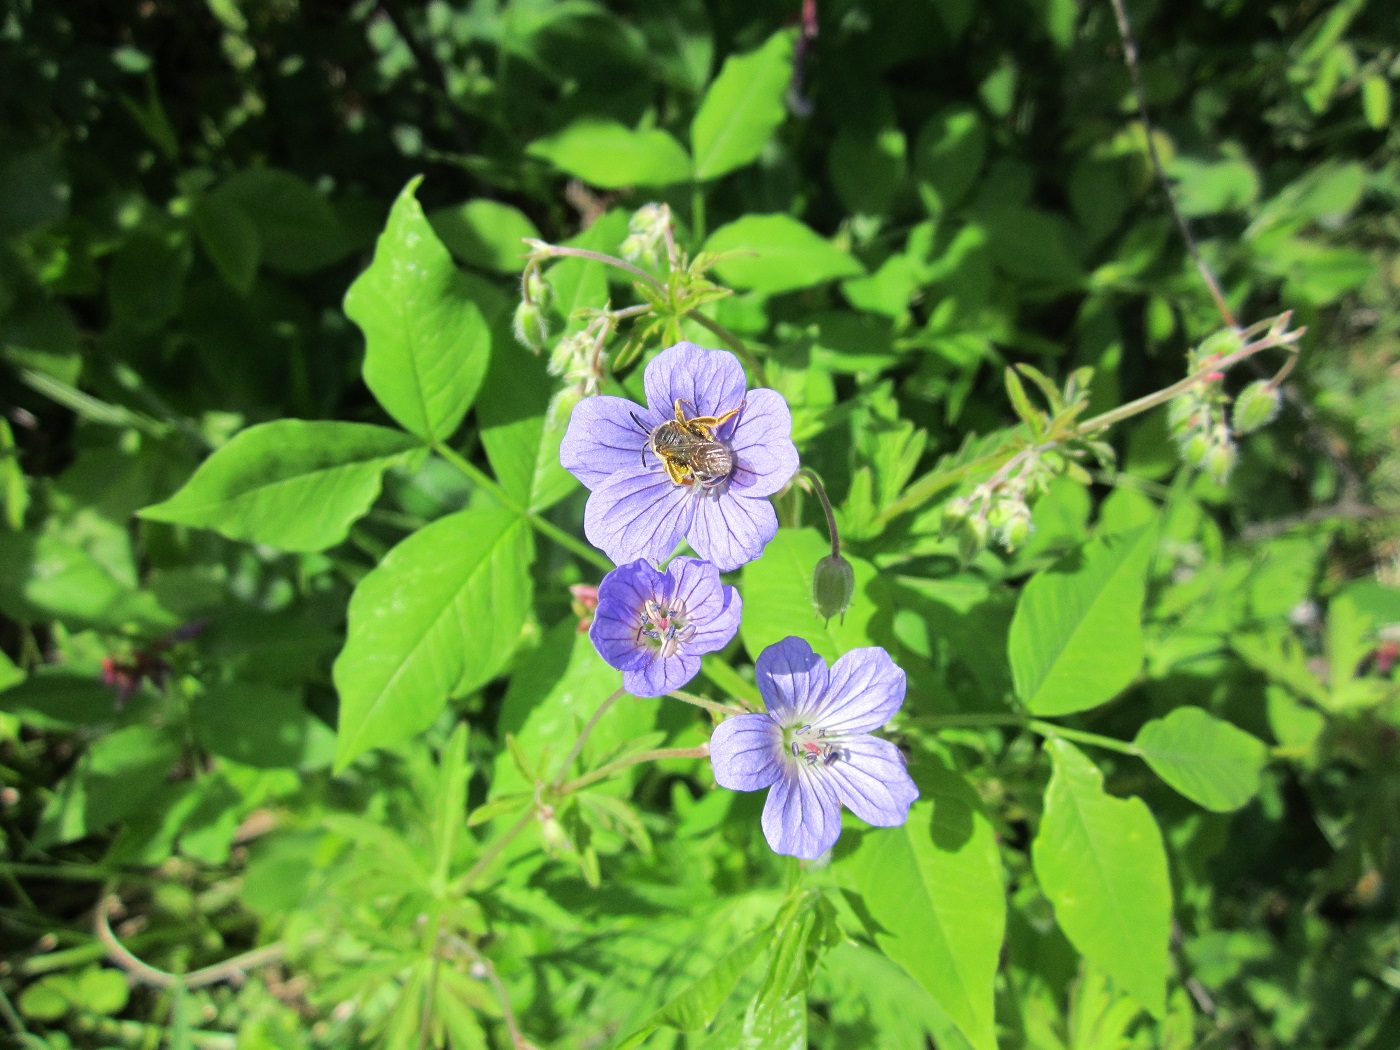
xmin=548 ymin=331 xmax=591 ymax=378
xmin=1232 ymin=380 xmax=1282 ymax=435
xmin=997 ymin=503 xmax=1033 ymax=551
xmin=812 ymin=554 xmax=856 ymax=625
xmin=513 ymin=297 xmax=549 ymax=353
xmin=957 ymin=515 xmax=988 ymax=565
xmin=539 ymin=815 xmax=570 ymax=856
xmin=1182 ymin=431 xmax=1210 ymax=466
xmin=939 ymin=497 xmax=971 ymax=538
xmin=1204 ymin=437 xmax=1237 ymax=485
xmin=1197 ymin=328 xmax=1244 ymax=363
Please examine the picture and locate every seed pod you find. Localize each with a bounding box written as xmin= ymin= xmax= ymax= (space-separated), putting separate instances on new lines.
xmin=1204 ymin=437 xmax=1237 ymax=485
xmin=812 ymin=554 xmax=856 ymax=625
xmin=1182 ymin=431 xmax=1211 ymax=466
xmin=1232 ymin=380 xmax=1282 ymax=435
xmin=513 ymin=297 xmax=549 ymax=353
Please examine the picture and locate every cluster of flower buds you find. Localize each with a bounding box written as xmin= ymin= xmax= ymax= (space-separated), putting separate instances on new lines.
xmin=512 ymin=268 xmax=552 ymax=353
xmin=1167 ymin=330 xmax=1242 ymax=485
xmin=619 ymin=202 xmax=676 ymax=269
xmin=941 ymin=451 xmax=1056 ymax=561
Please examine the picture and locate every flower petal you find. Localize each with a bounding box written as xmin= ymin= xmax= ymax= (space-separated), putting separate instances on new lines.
xmin=644 ymin=342 xmax=747 ymax=421
xmin=761 ymin=765 xmax=843 ymax=859
xmin=710 ymin=713 xmax=784 ymax=791
xmin=754 ymin=637 xmax=829 ymax=722
xmin=808 ymin=646 xmax=906 ymax=734
xmin=728 ymin=389 xmax=800 ymax=497
xmin=584 ymin=469 xmax=694 ymax=566
xmin=560 ymin=395 xmax=655 ymax=491
xmin=589 ymin=560 xmax=660 ymax=672
xmin=624 ymin=651 xmax=700 ymax=697
xmin=688 ymin=490 xmax=777 ymax=572
xmin=665 ymin=557 xmax=741 ymax=654
xmin=824 ymin=735 xmax=919 ymax=828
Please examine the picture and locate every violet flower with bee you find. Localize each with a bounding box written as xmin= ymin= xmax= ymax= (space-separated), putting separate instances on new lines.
xmin=589 ymin=557 xmax=741 ymax=697
xmin=560 ymin=341 xmax=799 ymax=572
xmin=709 ymin=637 xmax=918 ymax=859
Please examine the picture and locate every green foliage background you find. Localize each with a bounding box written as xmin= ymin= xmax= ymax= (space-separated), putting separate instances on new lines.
xmin=2 ymin=0 xmax=1399 ymax=1047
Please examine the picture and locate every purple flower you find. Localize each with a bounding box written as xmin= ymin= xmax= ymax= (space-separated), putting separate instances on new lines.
xmin=708 ymin=637 xmax=918 ymax=859
xmin=560 ymin=341 xmax=800 ymax=572
xmin=589 ymin=557 xmax=742 ymax=698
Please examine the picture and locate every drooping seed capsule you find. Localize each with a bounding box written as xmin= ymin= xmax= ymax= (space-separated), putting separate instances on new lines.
xmin=1232 ymin=380 xmax=1283 ymax=435
xmin=812 ymin=553 xmax=856 ymax=625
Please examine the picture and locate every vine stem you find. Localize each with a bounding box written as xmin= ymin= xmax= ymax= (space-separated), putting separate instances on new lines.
xmin=1108 ymin=0 xmax=1236 ymax=329
xmin=557 ymin=746 xmax=710 ymax=795
xmin=95 ymin=890 xmax=284 ymax=989
xmin=432 ymin=441 xmax=613 ymax=573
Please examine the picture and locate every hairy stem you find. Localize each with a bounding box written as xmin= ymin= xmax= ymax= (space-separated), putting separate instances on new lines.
xmin=554 ymin=688 xmax=626 ymax=784
xmin=799 ymin=468 xmax=841 ymax=559
xmin=558 ymin=745 xmax=710 ymax=795
xmin=668 ymin=689 xmax=748 ymax=717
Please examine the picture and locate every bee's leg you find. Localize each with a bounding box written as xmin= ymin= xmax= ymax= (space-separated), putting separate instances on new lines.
xmin=713 ymin=399 xmax=746 ymax=427
xmin=661 ymin=456 xmax=692 ymax=486
xmin=673 ymin=398 xmax=692 ymax=423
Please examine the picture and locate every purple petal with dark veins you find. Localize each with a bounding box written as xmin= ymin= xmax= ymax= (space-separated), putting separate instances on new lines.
xmin=665 ymin=557 xmax=741 ymax=654
xmin=823 ymin=735 xmax=919 ymax=827
xmin=754 ymin=637 xmax=829 ymax=723
xmin=761 ymin=764 xmax=843 ymax=859
xmin=644 ymin=342 xmax=747 ymax=422
xmin=727 ymin=389 xmax=800 ymax=497
xmin=688 ymin=490 xmax=778 ymax=572
xmin=584 ymin=469 xmax=694 ymax=566
xmin=625 ymin=650 xmax=701 ymax=698
xmin=710 ymin=713 xmax=784 ymax=792
xmin=560 ymin=395 xmax=657 ymax=491
xmin=805 ymin=646 xmax=906 ymax=734
xmin=589 ymin=560 xmax=661 ymax=672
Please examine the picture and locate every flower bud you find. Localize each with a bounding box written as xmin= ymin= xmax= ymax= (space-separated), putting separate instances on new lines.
xmin=997 ymin=502 xmax=1033 ymax=551
xmin=1197 ymin=328 xmax=1244 ymax=362
xmin=548 ymin=331 xmax=591 ymax=378
xmin=957 ymin=515 xmax=988 ymax=565
xmin=1182 ymin=431 xmax=1210 ymax=466
xmin=939 ymin=497 xmax=971 ymax=538
xmin=1231 ymin=380 xmax=1282 ymax=435
xmin=812 ymin=554 xmax=856 ymax=625
xmin=1204 ymin=437 xmax=1237 ymax=485
xmin=513 ymin=297 xmax=549 ymax=353
xmin=539 ymin=814 xmax=571 ymax=856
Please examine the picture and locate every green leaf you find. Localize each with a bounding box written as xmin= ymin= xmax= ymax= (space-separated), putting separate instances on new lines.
xmin=526 ymin=119 xmax=692 ymax=188
xmin=913 ymin=106 xmax=987 ymax=213
xmin=0 ymin=530 xmax=172 ymax=631
xmin=107 ymin=228 xmax=190 ymax=334
xmin=344 ymin=177 xmax=492 ymax=443
xmin=1327 ymin=580 xmax=1400 ymax=684
xmin=0 ymin=649 xmax=23 ymax=693
xmin=704 ymin=214 xmax=864 ymax=295
xmin=332 ymin=505 xmax=532 ymax=769
xmin=140 ymin=420 xmax=422 ymax=552
xmin=192 ymin=190 xmax=261 ymax=293
xmin=192 ymin=682 xmax=335 ymax=770
xmin=215 ymin=168 xmax=352 ymax=274
xmin=36 ymin=724 xmax=183 ymax=846
xmin=691 ymin=30 xmax=794 ymax=181
xmin=1134 ymin=707 xmax=1268 ymax=812
xmin=834 ymin=757 xmax=1005 ymax=1050
xmin=477 ymin=338 xmax=577 ymax=513
xmin=428 ymin=199 xmax=541 ymax=273
xmin=1009 ymin=522 xmax=1156 ymax=716
xmin=490 ymin=622 xmax=656 ymax=798
xmin=740 ymin=527 xmax=877 ymax=663
xmin=618 ymin=925 xmax=771 ymax=1047
xmin=0 ymin=669 xmax=115 ymax=728
xmin=1032 ymin=739 xmax=1171 ymax=1018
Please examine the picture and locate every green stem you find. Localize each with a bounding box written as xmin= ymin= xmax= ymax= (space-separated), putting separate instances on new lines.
xmin=691 ymin=182 xmax=706 ymax=242
xmin=433 ymin=441 xmax=612 ymax=573
xmin=532 ymin=244 xmax=664 ymax=293
xmin=554 ymin=688 xmax=625 ymax=783
xmin=700 ymin=655 xmax=761 ymax=708
xmin=668 ymin=689 xmax=747 ymax=717
xmin=455 ymin=807 xmax=537 ymax=895
xmin=558 ymin=745 xmax=709 ymax=795
xmin=919 ymin=712 xmax=1142 ymax=757
xmin=799 ymin=468 xmax=841 ymax=558
xmin=689 ymin=312 xmax=768 ymax=385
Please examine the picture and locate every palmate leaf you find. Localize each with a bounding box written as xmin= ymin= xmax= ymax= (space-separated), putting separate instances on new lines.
xmin=344 ymin=177 xmax=492 ymax=443
xmin=140 ymin=420 xmax=422 ymax=552
xmin=332 ymin=505 xmax=532 ymax=769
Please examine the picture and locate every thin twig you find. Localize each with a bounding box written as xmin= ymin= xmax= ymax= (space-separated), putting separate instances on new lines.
xmin=1108 ymin=0 xmax=1236 ymax=329
xmin=553 ymin=688 xmax=625 ymax=783
xmin=557 ymin=745 xmax=710 ymax=795
xmin=457 ymin=940 xmax=537 ymax=1049
xmin=668 ymin=689 xmax=747 ymax=717
xmin=96 ymin=891 xmax=283 ymax=989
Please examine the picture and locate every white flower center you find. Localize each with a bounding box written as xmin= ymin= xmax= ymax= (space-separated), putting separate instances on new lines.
xmin=638 ymin=597 xmax=696 ymax=659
